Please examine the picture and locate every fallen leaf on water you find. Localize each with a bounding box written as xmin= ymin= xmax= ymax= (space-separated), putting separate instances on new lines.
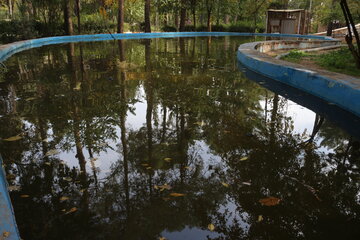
xmin=159 ymin=237 xmax=167 ymax=240
xmin=8 ymin=185 xmax=21 ymax=192
xmin=26 ymin=97 xmax=37 ymax=101
xmin=157 ymin=184 xmax=172 ymax=191
xmin=242 ymin=182 xmax=251 ymax=186
xmin=164 ymin=158 xmax=172 ymax=162
xmin=63 ymin=177 xmax=73 ymax=182
xmin=73 ymin=82 xmax=81 ymax=90
xmin=240 ymin=157 xmax=249 ymax=161
xmin=3 ymin=135 xmax=22 ymax=142
xmin=2 ymin=231 xmax=10 ymax=238
xmin=42 ymin=138 xmax=49 ymax=142
xmin=162 ymin=197 xmax=170 ymax=201
xmin=184 ymin=166 xmax=191 ymax=170
xmin=221 ymin=182 xmax=229 ymax=188
xmin=208 ymin=224 xmax=215 ymax=231
xmin=259 ymin=197 xmax=281 ymax=206
xmin=20 ymin=195 xmax=30 ymax=198
xmin=257 ymin=215 xmax=264 ymax=222
xmin=45 ymin=162 xmax=51 ymax=166
xmin=141 ymin=163 xmax=149 ymax=167
xmin=6 ymin=174 xmax=16 ymax=180
xmin=169 ymin=193 xmax=186 ymax=197
xmin=45 ymin=149 xmax=60 ymax=157
xmin=146 ymin=167 xmax=152 ymax=170
xmin=60 ymin=196 xmax=70 ymax=201
xmin=80 ymin=189 xmax=87 ymax=193
xmin=61 ymin=209 xmax=66 ymax=212
xmin=194 ymin=121 xmax=204 ymax=126
xmin=65 ymin=207 xmax=77 ymax=215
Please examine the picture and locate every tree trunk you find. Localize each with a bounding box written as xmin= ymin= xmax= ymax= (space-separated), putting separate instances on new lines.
xmin=341 ymin=0 xmax=360 ymax=69
xmin=76 ymin=0 xmax=81 ymax=34
xmin=207 ymin=10 xmax=212 ymax=32
xmin=118 ymin=0 xmax=125 ymax=33
xmin=64 ymin=0 xmax=74 ymax=35
xmin=175 ymin=11 xmax=179 ymax=30
xmin=179 ymin=0 xmax=186 ymax=32
xmin=144 ymin=0 xmax=151 ymax=32
xmin=7 ymin=0 xmax=13 ymax=19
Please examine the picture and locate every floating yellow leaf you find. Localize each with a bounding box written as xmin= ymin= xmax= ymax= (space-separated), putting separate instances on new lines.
xmin=141 ymin=163 xmax=149 ymax=167
xmin=159 ymin=184 xmax=172 ymax=191
xmin=159 ymin=237 xmax=167 ymax=240
xmin=240 ymin=157 xmax=249 ymax=161
xmin=3 ymin=135 xmax=22 ymax=142
xmin=60 ymin=196 xmax=70 ymax=201
xmin=65 ymin=207 xmax=77 ymax=215
xmin=146 ymin=167 xmax=152 ymax=170
xmin=2 ymin=231 xmax=10 ymax=238
xmin=45 ymin=149 xmax=59 ymax=157
xmin=221 ymin=182 xmax=229 ymax=188
xmin=45 ymin=162 xmax=51 ymax=166
xmin=63 ymin=177 xmax=73 ymax=182
xmin=257 ymin=215 xmax=264 ymax=222
xmin=6 ymin=174 xmax=16 ymax=180
xmin=242 ymin=182 xmax=251 ymax=186
xmin=169 ymin=193 xmax=186 ymax=197
xmin=61 ymin=209 xmax=66 ymax=212
xmin=259 ymin=197 xmax=281 ymax=206
xmin=20 ymin=195 xmax=30 ymax=198
xmin=184 ymin=166 xmax=191 ymax=170
xmin=154 ymin=185 xmax=159 ymax=190
xmin=208 ymin=223 xmax=215 ymax=231
xmin=73 ymin=82 xmax=81 ymax=91
xmin=8 ymin=185 xmax=21 ymax=192
xmin=164 ymin=158 xmax=172 ymax=162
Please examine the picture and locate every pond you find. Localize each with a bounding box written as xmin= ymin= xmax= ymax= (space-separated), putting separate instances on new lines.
xmin=0 ymin=36 xmax=359 ymax=240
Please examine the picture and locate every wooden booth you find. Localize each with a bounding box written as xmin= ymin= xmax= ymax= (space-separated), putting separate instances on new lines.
xmin=266 ymin=9 xmax=309 ymax=35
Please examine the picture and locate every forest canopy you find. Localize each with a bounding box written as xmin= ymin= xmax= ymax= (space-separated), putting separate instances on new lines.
xmin=0 ymin=0 xmax=360 ymax=43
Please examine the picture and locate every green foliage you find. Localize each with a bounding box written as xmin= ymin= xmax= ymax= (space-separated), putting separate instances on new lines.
xmin=282 ymin=47 xmax=360 ymax=77
xmin=162 ymin=21 xmax=264 ymax=33
xmin=282 ymin=50 xmax=308 ymax=63
xmin=316 ymin=47 xmax=360 ymax=76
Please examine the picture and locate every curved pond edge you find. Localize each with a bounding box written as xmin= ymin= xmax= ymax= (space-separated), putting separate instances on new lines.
xmin=0 ymin=32 xmax=333 ymax=62
xmin=237 ymin=39 xmax=360 ymax=118
xmin=0 ymin=154 xmax=20 ymax=240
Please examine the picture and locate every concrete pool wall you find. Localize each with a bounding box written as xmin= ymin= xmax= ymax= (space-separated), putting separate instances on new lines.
xmin=237 ymin=39 xmax=360 ymax=118
xmin=0 ymin=32 xmax=357 ymax=239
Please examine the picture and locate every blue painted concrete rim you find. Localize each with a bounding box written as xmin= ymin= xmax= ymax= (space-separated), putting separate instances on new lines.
xmin=237 ymin=37 xmax=360 ymax=118
xmin=0 ymin=32 xmax=333 ymax=62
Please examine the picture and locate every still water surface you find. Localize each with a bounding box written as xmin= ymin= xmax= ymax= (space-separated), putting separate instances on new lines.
xmin=0 ymin=37 xmax=359 ymax=240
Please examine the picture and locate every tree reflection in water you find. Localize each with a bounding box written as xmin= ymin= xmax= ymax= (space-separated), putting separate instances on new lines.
xmin=0 ymin=37 xmax=359 ymax=240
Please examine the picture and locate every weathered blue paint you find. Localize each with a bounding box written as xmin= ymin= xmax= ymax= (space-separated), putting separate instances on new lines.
xmin=0 ymin=32 xmax=332 ymax=62
xmin=0 ymin=154 xmax=20 ymax=240
xmin=238 ymin=63 xmax=360 ymax=139
xmin=237 ymin=41 xmax=360 ymax=118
